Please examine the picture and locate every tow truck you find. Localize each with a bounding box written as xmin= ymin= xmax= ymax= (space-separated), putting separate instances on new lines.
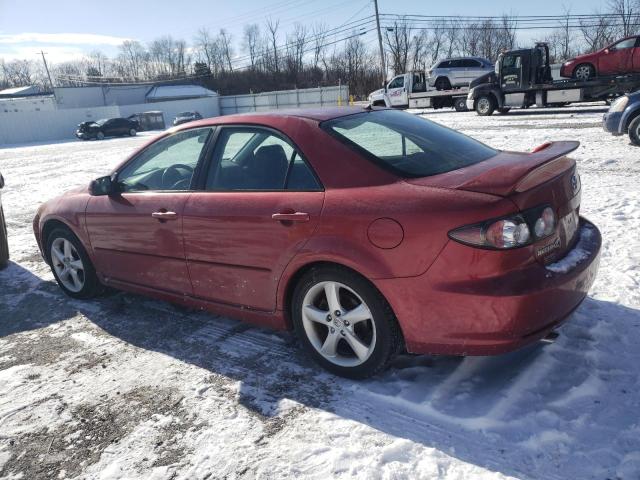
xmin=368 ymin=71 xmax=472 ymax=111
xmin=466 ymin=43 xmax=640 ymax=115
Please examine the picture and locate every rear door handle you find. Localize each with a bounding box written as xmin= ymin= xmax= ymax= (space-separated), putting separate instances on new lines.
xmin=272 ymin=212 xmax=310 ymax=222
xmin=152 ymin=211 xmax=178 ymax=221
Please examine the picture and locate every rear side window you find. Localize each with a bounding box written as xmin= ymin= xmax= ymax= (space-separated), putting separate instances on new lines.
xmin=437 ymin=61 xmax=450 ymax=68
xmin=323 ymin=110 xmax=497 ymax=178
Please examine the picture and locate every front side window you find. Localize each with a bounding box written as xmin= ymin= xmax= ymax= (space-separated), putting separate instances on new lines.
xmin=613 ymin=38 xmax=636 ymax=49
xmin=388 ymin=76 xmax=405 ymax=89
xmin=206 ymin=127 xmax=320 ymax=191
xmin=117 ymin=127 xmax=212 ymax=192
xmin=323 ymin=110 xmax=497 ymax=178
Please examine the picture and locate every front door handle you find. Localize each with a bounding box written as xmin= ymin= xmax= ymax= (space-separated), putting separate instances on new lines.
xmin=272 ymin=212 xmax=309 ymax=222
xmin=152 ymin=211 xmax=178 ymax=221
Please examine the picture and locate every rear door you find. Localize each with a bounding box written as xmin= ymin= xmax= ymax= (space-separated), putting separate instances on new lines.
xmin=183 ymin=126 xmax=324 ymax=312
xmin=85 ymin=127 xmax=214 ymax=293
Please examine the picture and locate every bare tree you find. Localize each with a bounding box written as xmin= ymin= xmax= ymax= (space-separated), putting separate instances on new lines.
xmin=580 ymin=12 xmax=616 ymax=52
xmin=609 ymin=0 xmax=640 ymax=37
xmin=242 ymin=24 xmax=261 ymax=70
xmin=385 ymin=19 xmax=411 ymax=75
xmin=219 ymin=29 xmax=234 ymax=72
xmin=118 ymin=40 xmax=146 ymax=79
xmin=312 ymin=23 xmax=329 ymax=72
xmin=266 ymin=18 xmax=280 ymax=73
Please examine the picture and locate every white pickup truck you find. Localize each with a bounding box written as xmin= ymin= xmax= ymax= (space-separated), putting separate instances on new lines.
xmin=368 ymin=71 xmax=470 ymax=111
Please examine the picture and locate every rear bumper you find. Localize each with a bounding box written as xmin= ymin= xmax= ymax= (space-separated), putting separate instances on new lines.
xmin=376 ymin=218 xmax=601 ymax=356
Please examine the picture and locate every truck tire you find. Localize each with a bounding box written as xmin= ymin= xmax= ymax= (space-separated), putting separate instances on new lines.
xmin=629 ymin=115 xmax=640 ymax=146
xmin=475 ymin=95 xmax=496 ymax=116
xmin=454 ymin=97 xmax=468 ymax=112
xmin=573 ymin=64 xmax=595 ymax=81
xmin=435 ymin=77 xmax=451 ymax=91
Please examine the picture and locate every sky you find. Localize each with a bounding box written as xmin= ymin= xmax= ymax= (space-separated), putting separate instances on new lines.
xmin=0 ymin=0 xmax=607 ymax=65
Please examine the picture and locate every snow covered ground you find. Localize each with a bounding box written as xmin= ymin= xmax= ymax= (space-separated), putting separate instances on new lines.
xmin=1 ymin=105 xmax=639 ymax=480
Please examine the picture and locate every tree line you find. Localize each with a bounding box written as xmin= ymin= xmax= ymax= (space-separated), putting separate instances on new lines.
xmin=1 ymin=0 xmax=639 ymax=99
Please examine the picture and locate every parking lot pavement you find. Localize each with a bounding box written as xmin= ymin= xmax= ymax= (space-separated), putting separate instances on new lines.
xmin=1 ymin=107 xmax=639 ymax=479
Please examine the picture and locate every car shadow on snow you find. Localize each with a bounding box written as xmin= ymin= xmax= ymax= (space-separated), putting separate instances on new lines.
xmin=2 ymin=262 xmax=639 ymax=479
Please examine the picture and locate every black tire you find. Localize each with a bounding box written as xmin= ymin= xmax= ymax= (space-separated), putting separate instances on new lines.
xmin=0 ymin=207 xmax=8 ymax=270
xmin=454 ymin=97 xmax=468 ymax=112
xmin=573 ymin=63 xmax=595 ymax=81
xmin=434 ymin=77 xmax=451 ymax=91
xmin=96 ymin=131 xmax=105 ymax=140
xmin=372 ymin=100 xmax=386 ymax=107
xmin=46 ymin=227 xmax=104 ymax=299
xmin=291 ymin=265 xmax=402 ymax=379
xmin=629 ymin=115 xmax=640 ymax=146
xmin=475 ymin=95 xmax=496 ymax=116
xmin=497 ymin=107 xmax=511 ymax=114
xmin=129 ymin=128 xmax=137 ymax=136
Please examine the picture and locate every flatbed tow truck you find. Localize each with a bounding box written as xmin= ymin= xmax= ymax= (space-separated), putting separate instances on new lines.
xmin=466 ymin=43 xmax=640 ymax=115
xmin=368 ymin=71 xmax=473 ymax=111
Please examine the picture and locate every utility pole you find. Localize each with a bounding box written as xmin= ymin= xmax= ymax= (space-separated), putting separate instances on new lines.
xmin=39 ymin=50 xmax=55 ymax=96
xmin=373 ymin=0 xmax=386 ymax=87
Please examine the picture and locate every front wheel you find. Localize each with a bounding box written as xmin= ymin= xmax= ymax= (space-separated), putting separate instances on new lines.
xmin=434 ymin=77 xmax=451 ymax=91
xmin=96 ymin=131 xmax=105 ymax=140
xmin=292 ymin=266 xmax=402 ymax=379
xmin=475 ymin=95 xmax=496 ymax=116
xmin=573 ymin=64 xmax=595 ymax=81
xmin=46 ymin=227 xmax=103 ymax=299
xmin=629 ymin=115 xmax=640 ymax=146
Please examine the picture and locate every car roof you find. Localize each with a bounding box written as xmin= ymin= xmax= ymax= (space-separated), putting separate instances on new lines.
xmin=438 ymin=56 xmax=491 ymax=63
xmin=178 ymin=106 xmax=367 ymax=127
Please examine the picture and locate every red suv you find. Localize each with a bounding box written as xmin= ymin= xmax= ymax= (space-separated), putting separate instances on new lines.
xmin=561 ymin=36 xmax=640 ymax=80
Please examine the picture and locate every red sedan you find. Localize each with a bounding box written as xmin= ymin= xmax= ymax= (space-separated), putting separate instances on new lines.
xmin=33 ymin=108 xmax=601 ymax=378
xmin=561 ymin=35 xmax=640 ymax=80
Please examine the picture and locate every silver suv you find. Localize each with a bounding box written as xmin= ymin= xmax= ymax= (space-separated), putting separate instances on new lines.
xmin=428 ymin=57 xmax=494 ymax=90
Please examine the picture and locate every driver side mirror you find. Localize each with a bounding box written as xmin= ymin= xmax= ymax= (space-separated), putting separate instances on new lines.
xmin=89 ymin=175 xmax=115 ymax=196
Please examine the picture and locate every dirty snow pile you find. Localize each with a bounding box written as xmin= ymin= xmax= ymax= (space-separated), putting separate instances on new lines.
xmin=1 ymin=105 xmax=640 ymax=480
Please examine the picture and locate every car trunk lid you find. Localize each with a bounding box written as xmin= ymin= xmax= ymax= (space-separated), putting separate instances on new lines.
xmin=408 ymin=141 xmax=582 ymax=263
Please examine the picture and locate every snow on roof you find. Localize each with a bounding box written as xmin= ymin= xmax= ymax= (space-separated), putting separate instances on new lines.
xmin=0 ymin=85 xmax=40 ymax=96
xmin=146 ymin=85 xmax=217 ymax=101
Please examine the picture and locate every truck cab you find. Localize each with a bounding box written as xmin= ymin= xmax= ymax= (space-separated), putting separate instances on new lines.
xmin=368 ymin=72 xmax=428 ymax=108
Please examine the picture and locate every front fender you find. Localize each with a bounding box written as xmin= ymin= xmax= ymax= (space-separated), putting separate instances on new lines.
xmin=621 ymin=103 xmax=640 ymax=133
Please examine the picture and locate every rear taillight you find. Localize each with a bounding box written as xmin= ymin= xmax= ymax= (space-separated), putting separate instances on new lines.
xmin=449 ymin=205 xmax=556 ymax=250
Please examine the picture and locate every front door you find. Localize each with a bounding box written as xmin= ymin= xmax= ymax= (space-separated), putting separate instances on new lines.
xmin=501 ymin=53 xmax=524 ymax=90
xmin=632 ymin=37 xmax=640 ymax=71
xmin=386 ymin=75 xmax=408 ymax=106
xmin=85 ymin=127 xmax=214 ymax=294
xmin=183 ymin=126 xmax=324 ymax=312
xmin=599 ymin=37 xmax=636 ymax=74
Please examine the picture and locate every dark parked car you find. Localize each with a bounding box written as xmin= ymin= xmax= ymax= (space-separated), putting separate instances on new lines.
xmin=76 ymin=118 xmax=140 ymax=140
xmin=35 ymin=108 xmax=601 ymax=378
xmin=603 ymin=91 xmax=640 ymax=145
xmin=173 ymin=111 xmax=203 ymax=126
xmin=561 ymin=35 xmax=640 ymax=80
xmin=0 ymin=172 xmax=8 ymax=269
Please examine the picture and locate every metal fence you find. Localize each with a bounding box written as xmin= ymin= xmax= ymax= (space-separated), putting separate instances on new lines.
xmin=220 ymin=85 xmax=349 ymax=115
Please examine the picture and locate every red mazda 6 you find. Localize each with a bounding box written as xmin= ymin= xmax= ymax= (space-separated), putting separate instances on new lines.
xmin=34 ymin=107 xmax=601 ymax=378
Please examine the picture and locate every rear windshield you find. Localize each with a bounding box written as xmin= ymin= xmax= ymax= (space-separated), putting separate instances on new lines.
xmin=323 ymin=110 xmax=497 ymax=178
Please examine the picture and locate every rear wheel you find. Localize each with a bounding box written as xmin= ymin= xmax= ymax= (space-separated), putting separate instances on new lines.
xmin=46 ymin=227 xmax=103 ymax=299
xmin=434 ymin=77 xmax=451 ymax=91
xmin=129 ymin=128 xmax=137 ymax=136
xmin=292 ymin=265 xmax=402 ymax=379
xmin=629 ymin=115 xmax=640 ymax=146
xmin=475 ymin=95 xmax=496 ymax=116
xmin=96 ymin=131 xmax=105 ymax=140
xmin=0 ymin=207 xmax=8 ymax=270
xmin=573 ymin=63 xmax=595 ymax=81
xmin=454 ymin=97 xmax=468 ymax=112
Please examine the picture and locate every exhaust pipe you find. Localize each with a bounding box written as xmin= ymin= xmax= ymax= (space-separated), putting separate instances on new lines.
xmin=540 ymin=331 xmax=559 ymax=344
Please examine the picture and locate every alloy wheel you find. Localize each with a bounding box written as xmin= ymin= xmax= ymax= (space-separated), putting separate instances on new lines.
xmin=477 ymin=97 xmax=491 ymax=114
xmin=51 ymin=237 xmax=85 ymax=293
xmin=575 ymin=65 xmax=593 ymax=81
xmin=301 ymin=281 xmax=376 ymax=367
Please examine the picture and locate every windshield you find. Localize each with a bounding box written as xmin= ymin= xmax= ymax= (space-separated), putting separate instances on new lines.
xmin=323 ymin=110 xmax=498 ymax=178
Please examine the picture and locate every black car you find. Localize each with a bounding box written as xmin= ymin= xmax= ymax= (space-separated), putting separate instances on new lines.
xmin=0 ymin=172 xmax=8 ymax=269
xmin=602 ymin=91 xmax=640 ymax=146
xmin=76 ymin=118 xmax=140 ymax=140
xmin=172 ymin=111 xmax=203 ymax=126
